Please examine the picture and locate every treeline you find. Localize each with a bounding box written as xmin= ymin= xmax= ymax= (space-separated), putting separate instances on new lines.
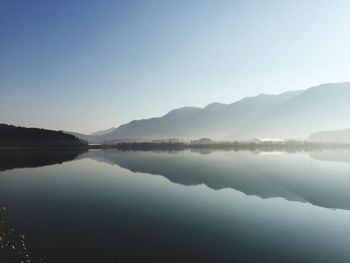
xmin=115 ymin=142 xmax=187 ymax=151
xmin=0 ymin=124 xmax=87 ymax=148
xmin=112 ymin=141 xmax=350 ymax=152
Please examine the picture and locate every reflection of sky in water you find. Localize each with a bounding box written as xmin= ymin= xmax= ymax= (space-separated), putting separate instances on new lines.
xmin=0 ymin=150 xmax=350 ymax=262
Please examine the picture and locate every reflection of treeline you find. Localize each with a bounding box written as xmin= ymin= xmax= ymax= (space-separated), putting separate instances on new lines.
xmin=0 ymin=124 xmax=87 ymax=148
xmin=112 ymin=141 xmax=350 ymax=152
xmin=0 ymin=148 xmax=87 ymax=171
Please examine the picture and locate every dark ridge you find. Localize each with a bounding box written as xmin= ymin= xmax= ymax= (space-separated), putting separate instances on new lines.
xmin=0 ymin=124 xmax=87 ymax=148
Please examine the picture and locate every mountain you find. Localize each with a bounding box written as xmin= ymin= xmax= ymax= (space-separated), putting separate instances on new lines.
xmin=90 ymin=127 xmax=116 ymax=136
xmin=309 ymin=128 xmax=350 ymax=143
xmin=100 ymin=89 xmax=304 ymax=142
xmin=0 ymin=124 xmax=87 ymax=147
xmin=246 ymin=82 xmax=350 ymax=138
xmin=77 ymin=82 xmax=350 ymax=143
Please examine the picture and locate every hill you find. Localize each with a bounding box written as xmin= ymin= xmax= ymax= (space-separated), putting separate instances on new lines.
xmin=0 ymin=124 xmax=87 ymax=148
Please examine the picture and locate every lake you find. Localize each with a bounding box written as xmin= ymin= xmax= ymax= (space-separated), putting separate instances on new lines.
xmin=1 ymin=149 xmax=350 ymax=262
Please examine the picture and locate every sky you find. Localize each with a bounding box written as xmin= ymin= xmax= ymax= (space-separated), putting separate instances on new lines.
xmin=1 ymin=0 xmax=350 ymax=134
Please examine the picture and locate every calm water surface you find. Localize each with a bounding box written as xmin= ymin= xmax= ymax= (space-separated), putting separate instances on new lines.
xmin=1 ymin=149 xmax=350 ymax=262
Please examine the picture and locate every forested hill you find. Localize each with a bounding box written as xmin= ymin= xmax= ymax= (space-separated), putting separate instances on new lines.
xmin=0 ymin=124 xmax=87 ymax=147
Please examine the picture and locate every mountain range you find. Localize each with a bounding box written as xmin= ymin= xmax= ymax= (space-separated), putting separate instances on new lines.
xmin=71 ymin=82 xmax=350 ymax=143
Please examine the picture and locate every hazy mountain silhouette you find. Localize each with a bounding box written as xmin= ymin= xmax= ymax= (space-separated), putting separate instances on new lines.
xmin=90 ymin=127 xmax=116 ymax=136
xmin=100 ymin=90 xmax=304 ymax=142
xmin=73 ymin=82 xmax=350 ymax=142
xmin=246 ymin=82 xmax=350 ymax=138
xmin=309 ymin=128 xmax=350 ymax=143
xmin=0 ymin=124 xmax=87 ymax=147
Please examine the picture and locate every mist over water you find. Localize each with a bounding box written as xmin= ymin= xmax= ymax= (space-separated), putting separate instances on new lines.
xmin=1 ymin=149 xmax=350 ymax=262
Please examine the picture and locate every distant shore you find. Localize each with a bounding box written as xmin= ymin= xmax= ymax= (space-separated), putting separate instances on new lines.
xmin=96 ymin=141 xmax=350 ymax=152
xmin=2 ymin=141 xmax=350 ymax=152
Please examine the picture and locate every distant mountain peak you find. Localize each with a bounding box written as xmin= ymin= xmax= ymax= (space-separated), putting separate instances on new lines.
xmin=203 ymin=102 xmax=227 ymax=111
xmin=90 ymin=127 xmax=116 ymax=136
xmin=165 ymin=106 xmax=201 ymax=117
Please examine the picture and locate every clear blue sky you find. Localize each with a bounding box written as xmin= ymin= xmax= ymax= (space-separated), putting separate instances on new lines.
xmin=1 ymin=0 xmax=350 ymax=134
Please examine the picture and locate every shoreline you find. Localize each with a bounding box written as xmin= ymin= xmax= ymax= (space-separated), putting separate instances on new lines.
xmin=1 ymin=141 xmax=350 ymax=152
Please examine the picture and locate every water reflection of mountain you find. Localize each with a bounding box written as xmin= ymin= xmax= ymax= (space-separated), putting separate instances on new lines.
xmin=310 ymin=150 xmax=350 ymax=164
xmin=82 ymin=149 xmax=350 ymax=210
xmin=0 ymin=149 xmax=87 ymax=171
